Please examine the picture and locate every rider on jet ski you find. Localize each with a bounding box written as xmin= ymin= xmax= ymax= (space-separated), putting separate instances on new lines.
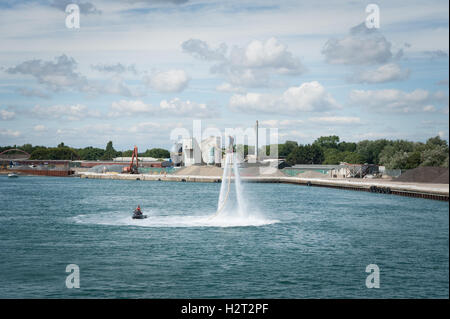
xmin=134 ymin=205 xmax=143 ymax=216
xmin=132 ymin=205 xmax=148 ymax=219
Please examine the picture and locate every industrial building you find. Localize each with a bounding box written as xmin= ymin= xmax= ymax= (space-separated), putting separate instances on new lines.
xmin=171 ymin=136 xmax=222 ymax=167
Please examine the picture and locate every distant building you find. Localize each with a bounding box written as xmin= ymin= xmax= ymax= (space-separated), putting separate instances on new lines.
xmin=182 ymin=138 xmax=202 ymax=167
xmin=173 ymin=137 xmax=222 ymax=167
xmin=200 ymin=136 xmax=222 ymax=166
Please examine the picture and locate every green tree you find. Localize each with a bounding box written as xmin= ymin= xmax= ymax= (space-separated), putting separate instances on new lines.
xmin=141 ymin=148 xmax=170 ymax=158
xmin=338 ymin=141 xmax=357 ymax=153
xmin=30 ymin=146 xmax=79 ymax=160
xmin=342 ymin=151 xmax=364 ymax=164
xmin=101 ymin=141 xmax=119 ymax=160
xmin=426 ymin=136 xmax=448 ymax=148
xmin=421 ymin=146 xmax=449 ymax=167
xmin=278 ymin=141 xmax=298 ymax=157
xmin=405 ymin=151 xmax=422 ymax=169
xmin=356 ymin=139 xmax=391 ymax=164
xmin=286 ymin=144 xmax=324 ymax=165
xmin=77 ymin=146 xmax=105 ymax=160
xmin=121 ymin=150 xmax=134 ymax=157
xmin=323 ymin=148 xmax=343 ymax=164
xmin=313 ymin=136 xmax=340 ymax=149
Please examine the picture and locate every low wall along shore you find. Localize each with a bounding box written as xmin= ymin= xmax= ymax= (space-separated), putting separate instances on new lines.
xmin=79 ymin=172 xmax=449 ymax=202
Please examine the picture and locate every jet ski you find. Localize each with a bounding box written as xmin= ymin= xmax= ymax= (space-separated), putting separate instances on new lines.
xmin=132 ymin=209 xmax=147 ymax=219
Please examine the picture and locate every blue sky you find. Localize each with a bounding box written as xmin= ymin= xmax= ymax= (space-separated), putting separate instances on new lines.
xmin=0 ymin=0 xmax=448 ymax=150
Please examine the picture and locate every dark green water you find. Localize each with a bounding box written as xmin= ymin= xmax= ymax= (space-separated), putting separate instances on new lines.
xmin=0 ymin=176 xmax=448 ymax=298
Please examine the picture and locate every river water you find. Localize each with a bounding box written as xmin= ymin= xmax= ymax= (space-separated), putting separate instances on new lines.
xmin=0 ymin=176 xmax=448 ymax=298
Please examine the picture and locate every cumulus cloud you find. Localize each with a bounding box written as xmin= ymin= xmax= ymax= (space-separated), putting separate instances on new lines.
xmin=7 ymin=55 xmax=142 ymax=97
xmin=423 ymin=105 xmax=436 ymax=112
xmin=322 ymin=23 xmax=395 ymax=65
xmin=259 ymin=119 xmax=304 ymax=128
xmin=229 ymin=81 xmax=340 ymax=114
xmin=95 ymin=76 xmax=145 ymax=97
xmin=323 ymin=23 xmax=411 ymax=84
xmin=31 ymin=104 xmax=101 ymax=121
xmin=308 ymin=116 xmax=361 ymax=125
xmin=216 ymin=83 xmax=246 ymax=93
xmin=349 ymin=88 xmax=448 ymax=113
xmin=120 ymin=0 xmax=189 ymax=5
xmin=0 ymin=129 xmax=21 ymax=137
xmin=146 ymin=69 xmax=189 ymax=93
xmin=352 ymin=63 xmax=410 ymax=84
xmin=33 ymin=125 xmax=47 ymax=132
xmin=182 ymin=39 xmax=227 ymax=61
xmin=182 ymin=37 xmax=306 ymax=88
xmin=6 ymin=55 xmax=88 ymax=92
xmin=229 ymin=37 xmax=305 ymax=74
xmin=109 ymin=98 xmax=218 ymax=118
xmin=423 ymin=50 xmax=449 ymax=59
xmin=91 ymin=63 xmax=137 ymax=74
xmin=50 ymin=1 xmax=101 ymax=14
xmin=17 ymin=87 xmax=50 ymax=99
xmin=0 ymin=109 xmax=15 ymax=120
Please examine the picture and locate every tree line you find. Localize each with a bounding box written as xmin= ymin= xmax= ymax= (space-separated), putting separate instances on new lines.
xmin=0 ymin=141 xmax=170 ymax=161
xmin=267 ymin=135 xmax=449 ymax=169
xmin=2 ymin=135 xmax=448 ymax=169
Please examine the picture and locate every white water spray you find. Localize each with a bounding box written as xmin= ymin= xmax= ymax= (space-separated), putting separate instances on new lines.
xmin=212 ymin=150 xmax=248 ymax=220
xmin=74 ymin=137 xmax=278 ymax=228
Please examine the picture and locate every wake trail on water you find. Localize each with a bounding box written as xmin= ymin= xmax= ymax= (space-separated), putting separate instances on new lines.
xmin=73 ymin=152 xmax=278 ymax=228
xmin=72 ymin=210 xmax=277 ymax=228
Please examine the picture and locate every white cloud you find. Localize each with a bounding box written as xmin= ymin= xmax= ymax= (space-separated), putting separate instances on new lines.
xmin=230 ymin=37 xmax=305 ymax=74
xmin=33 ymin=124 xmax=47 ymax=132
xmin=423 ymin=105 xmax=436 ymax=112
xmin=182 ymin=39 xmax=227 ymax=61
xmin=322 ymin=23 xmax=396 ymax=65
xmin=259 ymin=119 xmax=304 ymax=128
xmin=353 ymin=63 xmax=410 ymax=84
xmin=31 ymin=104 xmax=101 ymax=121
xmin=95 ymin=76 xmax=144 ymax=97
xmin=6 ymin=55 xmax=88 ymax=92
xmin=6 ymin=55 xmax=143 ymax=98
xmin=91 ymin=63 xmax=137 ymax=74
xmin=17 ymin=87 xmax=50 ymax=99
xmin=183 ymin=37 xmax=306 ymax=88
xmin=216 ymin=83 xmax=246 ymax=93
xmin=0 ymin=129 xmax=21 ymax=137
xmin=147 ymin=69 xmax=189 ymax=93
xmin=229 ymin=81 xmax=340 ymax=114
xmin=49 ymin=1 xmax=102 ymax=15
xmin=353 ymin=131 xmax=393 ymax=139
xmin=0 ymin=109 xmax=15 ymax=120
xmin=109 ymin=98 xmax=217 ymax=118
xmin=308 ymin=116 xmax=361 ymax=125
xmin=349 ymin=89 xmax=448 ymax=113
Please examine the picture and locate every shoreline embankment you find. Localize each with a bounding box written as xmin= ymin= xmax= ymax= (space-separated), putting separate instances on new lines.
xmin=78 ymin=172 xmax=449 ymax=202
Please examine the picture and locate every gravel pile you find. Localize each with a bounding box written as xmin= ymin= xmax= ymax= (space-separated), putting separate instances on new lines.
xmin=395 ymin=166 xmax=449 ymax=184
xmin=174 ymin=166 xmax=223 ymax=176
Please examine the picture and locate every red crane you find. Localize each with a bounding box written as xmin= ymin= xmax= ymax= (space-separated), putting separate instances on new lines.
xmin=122 ymin=145 xmax=139 ymax=174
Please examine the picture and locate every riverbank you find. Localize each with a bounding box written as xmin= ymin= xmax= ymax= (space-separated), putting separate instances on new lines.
xmin=78 ymin=172 xmax=449 ymax=201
